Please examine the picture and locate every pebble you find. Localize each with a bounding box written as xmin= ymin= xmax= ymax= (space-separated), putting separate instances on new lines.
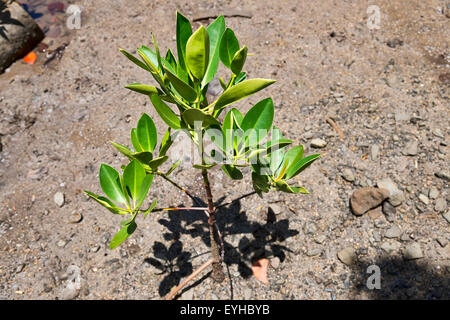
xmin=341 ymin=168 xmax=355 ymax=182
xmin=306 ymin=248 xmax=322 ymax=257
xmin=54 ymin=192 xmax=65 ymax=207
xmin=418 ymin=194 xmax=429 ymax=205
xmin=384 ymin=225 xmax=401 ymax=239
xmin=270 ymin=257 xmax=280 ymax=269
xmin=428 ymin=187 xmax=439 ymax=200
xmin=181 ymin=289 xmax=194 ymax=300
xmin=436 ymin=237 xmax=448 ymax=248
xmin=376 ymin=178 xmax=404 ymax=207
xmin=243 ymin=288 xmax=252 ymax=300
xmin=314 ymin=234 xmax=327 ymax=244
xmin=432 ymin=128 xmax=444 ymax=138
xmin=443 ymin=211 xmax=450 ymax=224
xmin=16 ymin=264 xmax=25 ymax=273
xmin=350 ymin=187 xmax=390 ymax=215
xmin=57 ymin=240 xmax=67 ymax=248
xmin=435 ymin=171 xmax=450 ymax=181
xmin=403 ymin=140 xmax=418 ymax=156
xmin=434 ymin=198 xmax=447 ymax=212
xmin=382 ymin=202 xmax=396 ymax=222
xmin=310 ymin=138 xmax=327 ymax=148
xmin=380 ymin=240 xmax=401 ymax=253
xmin=368 ymin=207 xmax=382 ymax=220
xmin=337 ymin=247 xmax=356 ymax=266
xmin=400 ymin=232 xmax=411 ymax=241
xmin=91 ymin=245 xmax=101 ymax=253
xmin=67 ymin=212 xmax=83 ymax=224
xmin=303 ymin=222 xmax=317 ymax=235
xmin=370 ymin=144 xmax=380 ymax=160
xmin=403 ymin=243 xmax=423 ymax=260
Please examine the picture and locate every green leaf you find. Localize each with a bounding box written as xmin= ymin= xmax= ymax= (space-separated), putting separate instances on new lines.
xmin=186 ymin=25 xmax=210 ymax=80
xmin=193 ymin=163 xmax=216 ymax=170
xmin=283 ymin=145 xmax=304 ymax=179
xmin=231 ymin=45 xmax=248 ymax=75
xmin=165 ymin=159 xmax=181 ymax=176
xmin=109 ymin=222 xmax=137 ymax=249
xmin=132 ymin=151 xmax=153 ymax=165
xmin=221 ymin=164 xmax=243 ymax=180
xmin=182 ymin=109 xmax=220 ymax=128
xmin=151 ymin=33 xmax=163 ymax=72
xmin=137 ymin=113 xmax=157 ymax=152
xmin=269 ymin=126 xmax=285 ymax=174
xmin=219 ymin=28 xmax=240 ymax=68
xmin=124 ymin=83 xmax=159 ymax=96
xmin=274 ymin=180 xmax=307 ymax=194
xmin=252 ymin=172 xmax=270 ymax=197
xmin=119 ymin=49 xmax=150 ymax=72
xmin=123 ymin=160 xmax=146 ymax=207
xmin=137 ymin=47 xmax=164 ymax=87
xmin=202 ymin=16 xmax=226 ymax=87
xmin=137 ymin=174 xmax=154 ymax=208
xmin=120 ymin=216 xmax=135 ymax=226
xmin=139 ymin=45 xmax=160 ymax=70
xmin=163 ymin=66 xmax=197 ymax=102
xmin=213 ymin=79 xmax=276 ymax=114
xmin=264 ymin=139 xmax=293 ymax=154
xmin=233 ymin=72 xmax=246 ymax=85
xmin=284 ymin=153 xmax=320 ymax=180
xmin=176 ymin=11 xmax=192 ymax=72
xmin=159 ymin=128 xmax=176 ymax=156
xmin=111 ymin=142 xmax=134 ymax=160
xmin=149 ymin=94 xmax=181 ymax=130
xmin=240 ymin=97 xmax=274 ymax=146
xmin=83 ymin=190 xmax=125 ymax=215
xmin=99 ymin=164 xmax=127 ymax=204
xmin=131 ymin=128 xmax=143 ymax=152
xmin=144 ymin=199 xmax=158 ymax=218
xmin=148 ymin=156 xmax=168 ymax=171
xmin=165 ymin=48 xmax=177 ymax=70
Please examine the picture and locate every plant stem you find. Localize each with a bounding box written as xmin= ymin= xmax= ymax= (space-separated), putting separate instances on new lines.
xmin=165 ymin=258 xmax=213 ymax=300
xmin=202 ymin=168 xmax=225 ymax=283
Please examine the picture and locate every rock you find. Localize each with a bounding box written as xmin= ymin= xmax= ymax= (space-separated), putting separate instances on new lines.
xmin=314 ymin=234 xmax=326 ymax=244
xmin=370 ymin=144 xmax=380 ymax=160
xmin=243 ymin=288 xmax=252 ymax=300
xmin=57 ymin=240 xmax=67 ymax=248
xmin=418 ymin=194 xmax=429 ymax=205
xmin=443 ymin=211 xmax=450 ymax=224
xmin=384 ymin=225 xmax=401 ymax=239
xmin=350 ymin=187 xmax=390 ymax=216
xmin=400 ymin=232 xmax=410 ymax=242
xmin=0 ymin=0 xmax=45 ymax=73
xmin=428 ymin=187 xmax=439 ymax=200
xmin=181 ymin=289 xmax=194 ymax=300
xmin=376 ymin=178 xmax=404 ymax=207
xmin=368 ymin=206 xmax=382 ymax=220
xmin=403 ymin=140 xmax=418 ymax=156
xmin=436 ymin=237 xmax=448 ymax=248
xmin=380 ymin=240 xmax=401 ymax=253
xmin=382 ymin=201 xmax=396 ymax=222
xmin=303 ymin=221 xmax=317 ymax=235
xmin=91 ymin=245 xmax=101 ymax=253
xmin=306 ymin=248 xmax=322 ymax=257
xmin=337 ymin=247 xmax=356 ymax=266
xmin=432 ymin=128 xmax=444 ymax=139
xmin=434 ymin=198 xmax=447 ymax=212
xmin=270 ymin=257 xmax=280 ymax=269
xmin=435 ymin=171 xmax=450 ymax=181
xmin=15 ymin=264 xmax=25 ymax=273
xmin=67 ymin=212 xmax=83 ymax=224
xmin=310 ymin=138 xmax=327 ymax=148
xmin=403 ymin=243 xmax=423 ymax=260
xmin=54 ymin=192 xmax=65 ymax=207
xmin=394 ymin=110 xmax=410 ymax=122
xmin=341 ymin=168 xmax=355 ymax=182
xmin=58 ymin=265 xmax=81 ymax=300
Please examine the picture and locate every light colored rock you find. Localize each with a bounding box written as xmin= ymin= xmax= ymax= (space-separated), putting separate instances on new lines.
xmin=434 ymin=198 xmax=447 ymax=212
xmin=403 ymin=140 xmax=418 ymax=156
xmin=371 ymin=144 xmax=380 ymax=160
xmin=380 ymin=240 xmax=401 ymax=253
xmin=384 ymin=225 xmax=401 ymax=239
xmin=436 ymin=237 xmax=448 ymax=248
xmin=243 ymin=288 xmax=252 ymax=300
xmin=418 ymin=194 xmax=429 ymax=205
xmin=443 ymin=211 xmax=450 ymax=224
xmin=270 ymin=257 xmax=280 ymax=269
xmin=350 ymin=187 xmax=390 ymax=216
xmin=341 ymin=168 xmax=355 ymax=182
xmin=337 ymin=247 xmax=356 ymax=266
xmin=376 ymin=178 xmax=404 ymax=207
xmin=435 ymin=171 xmax=450 ymax=181
xmin=54 ymin=192 xmax=65 ymax=207
xmin=403 ymin=243 xmax=423 ymax=260
xmin=428 ymin=187 xmax=439 ymax=200
xmin=311 ymin=138 xmax=327 ymax=148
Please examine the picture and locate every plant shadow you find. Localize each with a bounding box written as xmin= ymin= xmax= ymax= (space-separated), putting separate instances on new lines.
xmin=0 ymin=2 xmax=25 ymax=41
xmin=348 ymin=256 xmax=449 ymax=299
xmin=143 ymin=197 xmax=299 ymax=298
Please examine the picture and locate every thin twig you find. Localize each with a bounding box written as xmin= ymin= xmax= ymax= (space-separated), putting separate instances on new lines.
xmin=165 ymin=259 xmax=214 ymax=300
xmin=326 ymin=117 xmax=344 ymax=141
xmin=153 ymin=207 xmax=209 ymax=212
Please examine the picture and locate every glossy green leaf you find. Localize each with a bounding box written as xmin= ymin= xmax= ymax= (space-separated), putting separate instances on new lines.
xmin=148 ymin=156 xmax=168 ymax=171
xmin=269 ymin=126 xmax=285 ymax=174
xmin=274 ymin=180 xmax=309 ymax=194
xmin=231 ymin=45 xmax=248 ymax=75
xmin=119 ymin=49 xmax=150 ymax=72
xmin=137 ymin=113 xmax=157 ymax=152
xmin=132 ymin=151 xmax=153 ymax=165
xmin=137 ymin=174 xmax=154 ymax=208
xmin=131 ymin=128 xmax=143 ymax=152
xmin=284 ymin=153 xmax=320 ymax=180
xmin=137 ymin=48 xmax=164 ymax=87
xmin=202 ymin=16 xmax=226 ymax=87
xmin=151 ymin=33 xmax=162 ymax=72
xmin=193 ymin=163 xmax=216 ymax=170
xmin=176 ymin=11 xmax=192 ymax=72
xmin=165 ymin=159 xmax=181 ymax=176
xmin=99 ymin=164 xmax=127 ymax=204
xmin=219 ymin=28 xmax=240 ymax=68
xmin=252 ymin=172 xmax=270 ymax=197
xmin=123 ymin=160 xmax=146 ymax=207
xmin=182 ymin=109 xmax=220 ymax=128
xmin=124 ymin=83 xmax=159 ymax=96
xmin=83 ymin=190 xmax=124 ymax=215
xmin=186 ymin=25 xmax=210 ymax=80
xmin=240 ymin=98 xmax=274 ymax=146
xmin=282 ymin=145 xmax=304 ymax=179
xmin=144 ymin=199 xmax=157 ymax=218
xmin=149 ymin=94 xmax=181 ymax=130
xmin=233 ymin=72 xmax=246 ymax=85
xmin=221 ymin=164 xmax=243 ymax=180
xmin=111 ymin=142 xmax=134 ymax=160
xmin=163 ymin=66 xmax=197 ymax=102
xmin=165 ymin=48 xmax=177 ymax=70
xmin=213 ymin=79 xmax=276 ymax=114
xmin=120 ymin=216 xmax=135 ymax=226
xmin=109 ymin=222 xmax=137 ymax=249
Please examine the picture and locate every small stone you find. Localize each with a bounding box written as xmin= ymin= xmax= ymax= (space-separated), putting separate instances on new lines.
xmin=403 ymin=243 xmax=423 ymax=260
xmin=384 ymin=225 xmax=401 ymax=239
xmin=400 ymin=232 xmax=410 ymax=241
xmin=303 ymin=222 xmax=317 ymax=235
xmin=389 ymin=191 xmax=405 ymax=207
xmin=436 ymin=237 xmax=448 ymax=248
xmin=350 ymin=187 xmax=390 ymax=216
xmin=432 ymin=128 xmax=444 ymax=138
xmin=16 ymin=264 xmax=25 ymax=273
xmin=67 ymin=212 xmax=83 ymax=224
xmin=314 ymin=234 xmax=326 ymax=244
xmin=435 ymin=171 xmax=450 ymax=181
xmin=243 ymin=288 xmax=252 ymax=300
xmin=372 ymin=230 xmax=381 ymax=242
xmin=181 ymin=289 xmax=194 ymax=300
xmin=368 ymin=206 xmax=383 ymax=220
xmin=418 ymin=194 xmax=429 ymax=205
xmin=341 ymin=168 xmax=355 ymax=182
xmin=306 ymin=248 xmax=322 ymax=257
xmin=311 ymin=138 xmax=327 ymax=148
xmin=337 ymin=247 xmax=356 ymax=266
xmin=376 ymin=178 xmax=404 ymax=207
xmin=57 ymin=240 xmax=67 ymax=248
xmin=91 ymin=245 xmax=101 ymax=253
xmin=382 ymin=202 xmax=396 ymax=222
xmin=54 ymin=192 xmax=65 ymax=207
xmin=395 ymin=110 xmax=410 ymax=122
xmin=443 ymin=211 xmax=450 ymax=224
xmin=434 ymin=198 xmax=447 ymax=212
xmin=428 ymin=187 xmax=439 ymax=200
xmin=371 ymin=144 xmax=380 ymax=160
xmin=403 ymin=140 xmax=418 ymax=156
xmin=270 ymin=257 xmax=280 ymax=269
xmin=269 ymin=204 xmax=282 ymax=215
xmin=380 ymin=240 xmax=401 ymax=253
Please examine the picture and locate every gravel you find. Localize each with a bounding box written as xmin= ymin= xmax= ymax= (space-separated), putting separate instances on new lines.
xmin=54 ymin=192 xmax=65 ymax=207
xmin=337 ymin=247 xmax=356 ymax=266
xmin=403 ymin=243 xmax=424 ymax=260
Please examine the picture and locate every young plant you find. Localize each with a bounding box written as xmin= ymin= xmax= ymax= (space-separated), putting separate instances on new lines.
xmin=84 ymin=12 xmax=320 ymax=298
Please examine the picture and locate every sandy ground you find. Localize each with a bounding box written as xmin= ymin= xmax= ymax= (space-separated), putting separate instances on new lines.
xmin=0 ymin=0 xmax=449 ymax=300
